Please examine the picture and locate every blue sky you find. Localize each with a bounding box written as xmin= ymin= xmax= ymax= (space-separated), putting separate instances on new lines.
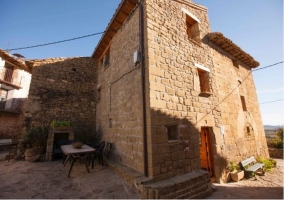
xmin=0 ymin=0 xmax=283 ymax=125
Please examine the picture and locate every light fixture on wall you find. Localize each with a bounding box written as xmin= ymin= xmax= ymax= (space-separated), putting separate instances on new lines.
xmin=133 ymin=50 xmax=140 ymax=64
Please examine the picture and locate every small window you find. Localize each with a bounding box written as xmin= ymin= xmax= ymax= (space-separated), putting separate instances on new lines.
xmin=166 ymin=125 xmax=179 ymax=141
xmin=240 ymin=96 xmax=247 ymax=111
xmin=96 ymin=85 xmax=101 ymax=103
xmin=197 ymin=69 xmax=210 ymax=93
xmin=246 ymin=127 xmax=250 ymax=134
xmin=104 ymin=49 xmax=110 ymax=68
xmin=233 ymin=60 xmax=239 ymax=68
xmin=186 ymin=15 xmax=200 ymax=43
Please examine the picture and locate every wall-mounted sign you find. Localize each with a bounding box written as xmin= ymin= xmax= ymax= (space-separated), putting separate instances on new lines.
xmin=220 ymin=126 xmax=225 ymax=135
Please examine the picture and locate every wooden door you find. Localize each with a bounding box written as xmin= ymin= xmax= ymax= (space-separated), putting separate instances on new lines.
xmin=200 ymin=127 xmax=214 ymax=176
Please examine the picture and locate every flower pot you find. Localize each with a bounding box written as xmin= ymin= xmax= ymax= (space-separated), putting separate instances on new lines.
xmin=230 ymin=170 xmax=244 ymax=182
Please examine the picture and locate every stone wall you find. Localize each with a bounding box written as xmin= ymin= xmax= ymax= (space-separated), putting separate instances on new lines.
xmin=0 ymin=111 xmax=26 ymax=139
xmin=144 ymin=0 xmax=215 ymax=181
xmin=24 ymin=57 xmax=97 ymax=136
xmin=143 ymin=0 xmax=268 ymax=183
xmin=268 ymin=148 xmax=283 ymax=158
xmin=95 ymin=9 xmax=145 ymax=173
xmin=210 ymin=46 xmax=269 ymax=182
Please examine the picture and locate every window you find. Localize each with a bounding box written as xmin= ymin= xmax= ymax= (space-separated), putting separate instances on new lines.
xmin=240 ymin=96 xmax=247 ymax=111
xmin=246 ymin=126 xmax=250 ymax=135
xmin=165 ymin=125 xmax=179 ymax=141
xmin=197 ymin=69 xmax=210 ymax=93
xmin=96 ymin=84 xmax=102 ymax=103
xmin=182 ymin=8 xmax=200 ymax=43
xmin=194 ymin=63 xmax=211 ymax=97
xmin=103 ymin=49 xmax=110 ymax=68
xmin=233 ymin=60 xmax=239 ymax=68
xmin=4 ymin=62 xmax=14 ymax=82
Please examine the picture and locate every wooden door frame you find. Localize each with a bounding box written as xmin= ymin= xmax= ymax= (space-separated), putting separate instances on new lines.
xmin=199 ymin=126 xmax=214 ymax=176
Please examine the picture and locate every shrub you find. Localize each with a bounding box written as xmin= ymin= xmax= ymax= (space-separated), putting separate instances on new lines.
xmin=268 ymin=128 xmax=283 ymax=149
xmin=50 ymin=120 xmax=71 ymax=128
xmin=228 ymin=161 xmax=241 ymax=172
xmin=257 ymin=156 xmax=277 ymax=172
xmin=22 ymin=127 xmax=48 ymax=149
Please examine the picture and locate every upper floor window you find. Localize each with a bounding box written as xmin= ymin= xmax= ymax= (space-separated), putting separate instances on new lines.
xmin=104 ymin=49 xmax=110 ymax=68
xmin=194 ymin=63 xmax=211 ymax=97
xmin=182 ymin=8 xmax=201 ymax=43
xmin=240 ymin=95 xmax=247 ymax=111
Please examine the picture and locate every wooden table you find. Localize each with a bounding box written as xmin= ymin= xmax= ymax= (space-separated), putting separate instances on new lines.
xmin=61 ymin=144 xmax=95 ymax=177
xmin=0 ymin=139 xmax=18 ymax=162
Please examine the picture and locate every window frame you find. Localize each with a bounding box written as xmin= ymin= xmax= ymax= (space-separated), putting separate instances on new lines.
xmin=240 ymin=95 xmax=247 ymax=111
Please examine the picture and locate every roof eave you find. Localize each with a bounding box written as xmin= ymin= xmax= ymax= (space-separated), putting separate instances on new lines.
xmin=209 ymin=32 xmax=260 ymax=68
xmin=91 ymin=0 xmax=138 ymax=60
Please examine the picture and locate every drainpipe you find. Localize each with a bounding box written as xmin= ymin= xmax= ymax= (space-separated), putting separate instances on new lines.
xmin=134 ymin=0 xmax=148 ymax=177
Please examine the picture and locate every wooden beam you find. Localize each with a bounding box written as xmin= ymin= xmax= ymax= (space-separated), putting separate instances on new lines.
xmin=98 ymin=41 xmax=112 ymax=61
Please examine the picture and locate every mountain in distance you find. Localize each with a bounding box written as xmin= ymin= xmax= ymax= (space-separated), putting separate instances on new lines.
xmin=264 ymin=125 xmax=282 ymax=141
xmin=264 ymin=125 xmax=283 ymax=130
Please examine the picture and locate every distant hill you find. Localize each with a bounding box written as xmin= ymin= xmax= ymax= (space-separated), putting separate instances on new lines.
xmin=264 ymin=125 xmax=283 ymax=130
xmin=264 ymin=125 xmax=282 ymax=141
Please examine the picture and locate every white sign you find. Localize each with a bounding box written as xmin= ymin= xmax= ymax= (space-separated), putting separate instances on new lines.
xmin=220 ymin=126 xmax=225 ymax=135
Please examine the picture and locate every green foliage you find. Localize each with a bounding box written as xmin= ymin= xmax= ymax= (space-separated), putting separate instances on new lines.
xmin=276 ymin=128 xmax=283 ymax=140
xmin=229 ymin=161 xmax=241 ymax=172
xmin=50 ymin=120 xmax=71 ymax=127
xmin=22 ymin=127 xmax=48 ymax=149
xmin=257 ymin=156 xmax=277 ymax=172
xmin=268 ymin=128 xmax=283 ymax=149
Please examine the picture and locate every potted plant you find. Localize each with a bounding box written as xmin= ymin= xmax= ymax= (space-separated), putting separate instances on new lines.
xmin=229 ymin=161 xmax=244 ymax=182
xmin=50 ymin=120 xmax=72 ymax=130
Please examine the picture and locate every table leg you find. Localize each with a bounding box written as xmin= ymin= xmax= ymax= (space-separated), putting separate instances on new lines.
xmin=63 ymin=155 xmax=70 ymax=166
xmin=68 ymin=157 xmax=76 ymax=177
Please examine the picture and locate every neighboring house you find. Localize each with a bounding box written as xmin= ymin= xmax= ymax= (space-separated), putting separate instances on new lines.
xmin=0 ymin=49 xmax=32 ymax=138
xmin=23 ymin=0 xmax=269 ymax=198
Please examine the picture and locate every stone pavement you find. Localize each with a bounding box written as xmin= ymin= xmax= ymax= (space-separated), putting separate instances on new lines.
xmin=206 ymin=158 xmax=284 ymax=199
xmin=0 ymin=151 xmax=141 ymax=199
xmin=0 ymin=150 xmax=283 ymax=199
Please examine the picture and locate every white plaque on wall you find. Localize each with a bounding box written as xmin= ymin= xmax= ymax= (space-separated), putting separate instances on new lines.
xmin=220 ymin=126 xmax=225 ymax=135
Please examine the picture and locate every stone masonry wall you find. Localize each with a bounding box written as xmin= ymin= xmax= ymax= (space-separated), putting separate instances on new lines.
xmin=144 ymin=0 xmax=268 ymax=184
xmin=210 ymin=46 xmax=269 ymax=182
xmin=144 ymin=0 xmax=216 ymax=181
xmin=95 ymin=9 xmax=145 ymax=173
xmin=0 ymin=111 xmax=26 ymax=139
xmin=268 ymin=148 xmax=283 ymax=159
xmin=25 ymin=57 xmax=97 ymax=135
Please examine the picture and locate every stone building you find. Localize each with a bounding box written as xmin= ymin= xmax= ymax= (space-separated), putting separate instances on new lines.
xmin=0 ymin=49 xmax=31 ymax=138
xmin=23 ymin=0 xmax=269 ymax=198
xmin=91 ymin=0 xmax=268 ymax=198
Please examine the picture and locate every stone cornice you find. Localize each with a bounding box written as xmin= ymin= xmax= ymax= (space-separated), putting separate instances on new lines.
xmin=209 ymin=32 xmax=259 ymax=68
